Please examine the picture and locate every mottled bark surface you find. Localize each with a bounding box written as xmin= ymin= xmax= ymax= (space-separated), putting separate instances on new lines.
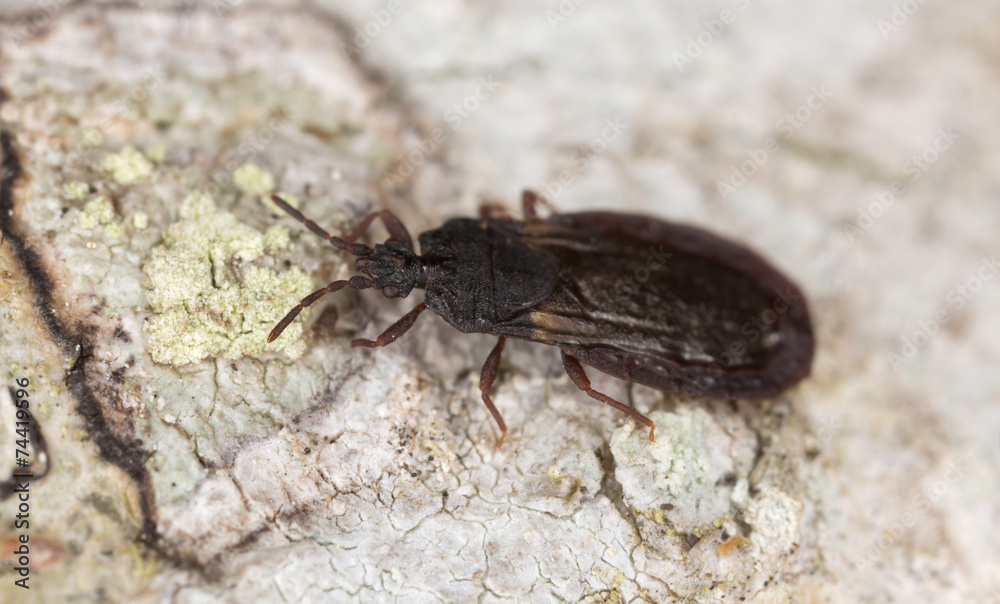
xmin=1 ymin=1 xmax=997 ymax=602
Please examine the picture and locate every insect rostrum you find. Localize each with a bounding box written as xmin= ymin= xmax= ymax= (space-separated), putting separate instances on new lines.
xmin=268 ymin=191 xmax=814 ymax=448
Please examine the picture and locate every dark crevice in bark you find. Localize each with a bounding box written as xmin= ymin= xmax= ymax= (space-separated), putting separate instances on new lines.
xmin=1 ymin=126 xmax=159 ymax=544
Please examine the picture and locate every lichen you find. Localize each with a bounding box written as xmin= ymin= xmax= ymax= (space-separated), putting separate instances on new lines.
xmin=100 ymin=145 xmax=153 ymax=185
xmin=744 ymin=486 xmax=803 ymax=552
xmin=105 ymin=221 xmax=126 ymax=237
xmin=146 ymin=144 xmax=165 ymax=163
xmin=142 ymin=192 xmax=314 ymax=365
xmin=77 ymin=196 xmax=116 ymax=229
xmin=263 ymin=225 xmax=290 ymax=252
xmin=585 ymin=569 xmax=626 ymax=603
xmin=132 ymin=212 xmax=149 ymax=229
xmin=63 ymin=181 xmax=90 ymax=200
xmin=610 ymin=408 xmax=734 ymax=532
xmin=233 ymin=162 xmax=275 ymax=197
xmin=611 ymin=408 xmax=716 ymax=496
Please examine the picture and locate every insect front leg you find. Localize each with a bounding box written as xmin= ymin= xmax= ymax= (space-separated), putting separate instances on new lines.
xmin=560 ymin=350 xmax=656 ymax=442
xmin=521 ymin=190 xmax=558 ymax=221
xmin=343 ymin=210 xmax=414 ymax=249
xmin=478 ymin=337 xmax=508 ymax=449
xmin=268 ymin=276 xmax=373 ymax=343
xmin=351 ymin=303 xmax=427 ymax=348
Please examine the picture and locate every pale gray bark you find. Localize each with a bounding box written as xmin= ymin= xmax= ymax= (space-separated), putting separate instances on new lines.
xmin=1 ymin=1 xmax=997 ymax=602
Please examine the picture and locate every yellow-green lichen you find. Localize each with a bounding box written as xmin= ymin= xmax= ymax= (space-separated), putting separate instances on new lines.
xmin=63 ymin=181 xmax=90 ymax=200
xmin=77 ymin=197 xmax=116 ymax=228
xmin=100 ymin=146 xmax=153 ymax=185
xmin=105 ymin=221 xmax=126 ymax=237
xmin=142 ymin=192 xmax=314 ymax=365
xmin=133 ymin=212 xmax=149 ymax=229
xmin=585 ymin=569 xmax=626 ymax=604
xmin=263 ymin=225 xmax=290 ymax=252
xmin=640 ymin=510 xmax=732 ymax=539
xmin=146 ymin=144 xmax=166 ymax=164
xmin=233 ymin=163 xmax=275 ymax=197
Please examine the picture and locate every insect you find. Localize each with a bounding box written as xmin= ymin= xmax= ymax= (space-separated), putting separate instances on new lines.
xmin=267 ymin=191 xmax=814 ymax=447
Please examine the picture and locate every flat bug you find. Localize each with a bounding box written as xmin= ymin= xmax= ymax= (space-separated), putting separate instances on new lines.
xmin=267 ymin=191 xmax=814 ymax=447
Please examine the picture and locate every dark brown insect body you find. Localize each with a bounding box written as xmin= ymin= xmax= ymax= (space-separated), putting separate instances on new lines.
xmin=268 ymin=191 xmax=814 ymax=447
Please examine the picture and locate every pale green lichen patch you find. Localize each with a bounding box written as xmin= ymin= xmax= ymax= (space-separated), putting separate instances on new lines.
xmin=233 ymin=163 xmax=275 ymax=197
xmin=77 ymin=196 xmax=117 ymax=229
xmin=744 ymin=486 xmax=803 ymax=552
xmin=63 ymin=181 xmax=90 ymax=200
xmin=142 ymin=192 xmax=314 ymax=365
xmin=146 ymin=144 xmax=166 ymax=163
xmin=100 ymin=145 xmax=153 ymax=185
xmin=611 ymin=408 xmax=718 ymax=493
xmin=611 ymin=408 xmax=734 ymax=532
xmin=263 ymin=225 xmax=290 ymax=252
xmin=133 ymin=211 xmax=149 ymax=229
xmin=105 ymin=221 xmax=126 ymax=237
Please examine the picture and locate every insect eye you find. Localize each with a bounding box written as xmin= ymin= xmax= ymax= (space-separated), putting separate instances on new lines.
xmin=383 ymin=285 xmax=400 ymax=298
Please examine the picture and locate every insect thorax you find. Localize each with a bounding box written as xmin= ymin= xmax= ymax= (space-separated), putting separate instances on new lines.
xmin=418 ymin=219 xmax=556 ymax=333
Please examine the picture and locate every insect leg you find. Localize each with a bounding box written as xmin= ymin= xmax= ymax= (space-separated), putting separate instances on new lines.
xmin=351 ymin=303 xmax=427 ymax=348
xmin=268 ymin=276 xmax=374 ymax=343
xmin=561 ymin=350 xmax=656 ymax=442
xmin=478 ymin=202 xmax=514 ymax=220
xmin=342 ymin=210 xmax=413 ymax=249
xmin=521 ymin=190 xmax=558 ymax=221
xmin=478 ymin=337 xmax=508 ymax=449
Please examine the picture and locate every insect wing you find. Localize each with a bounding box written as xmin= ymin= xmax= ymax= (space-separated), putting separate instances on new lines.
xmin=509 ymin=212 xmax=814 ymax=399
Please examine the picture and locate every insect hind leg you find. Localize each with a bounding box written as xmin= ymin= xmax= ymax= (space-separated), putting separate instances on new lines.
xmin=561 ymin=350 xmax=656 ymax=442
xmin=479 ymin=337 xmax=508 ymax=448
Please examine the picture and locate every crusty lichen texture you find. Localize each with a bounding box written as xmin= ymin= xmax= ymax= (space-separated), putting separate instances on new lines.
xmin=611 ymin=408 xmax=734 ymax=530
xmin=142 ymin=192 xmax=312 ymax=365
xmin=233 ymin=162 xmax=275 ymax=197
xmin=99 ymin=145 xmax=153 ymax=185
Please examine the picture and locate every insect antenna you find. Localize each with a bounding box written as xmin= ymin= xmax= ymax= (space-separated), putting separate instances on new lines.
xmin=267 ymin=275 xmax=374 ymax=343
xmin=270 ymin=194 xmax=373 ymax=257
